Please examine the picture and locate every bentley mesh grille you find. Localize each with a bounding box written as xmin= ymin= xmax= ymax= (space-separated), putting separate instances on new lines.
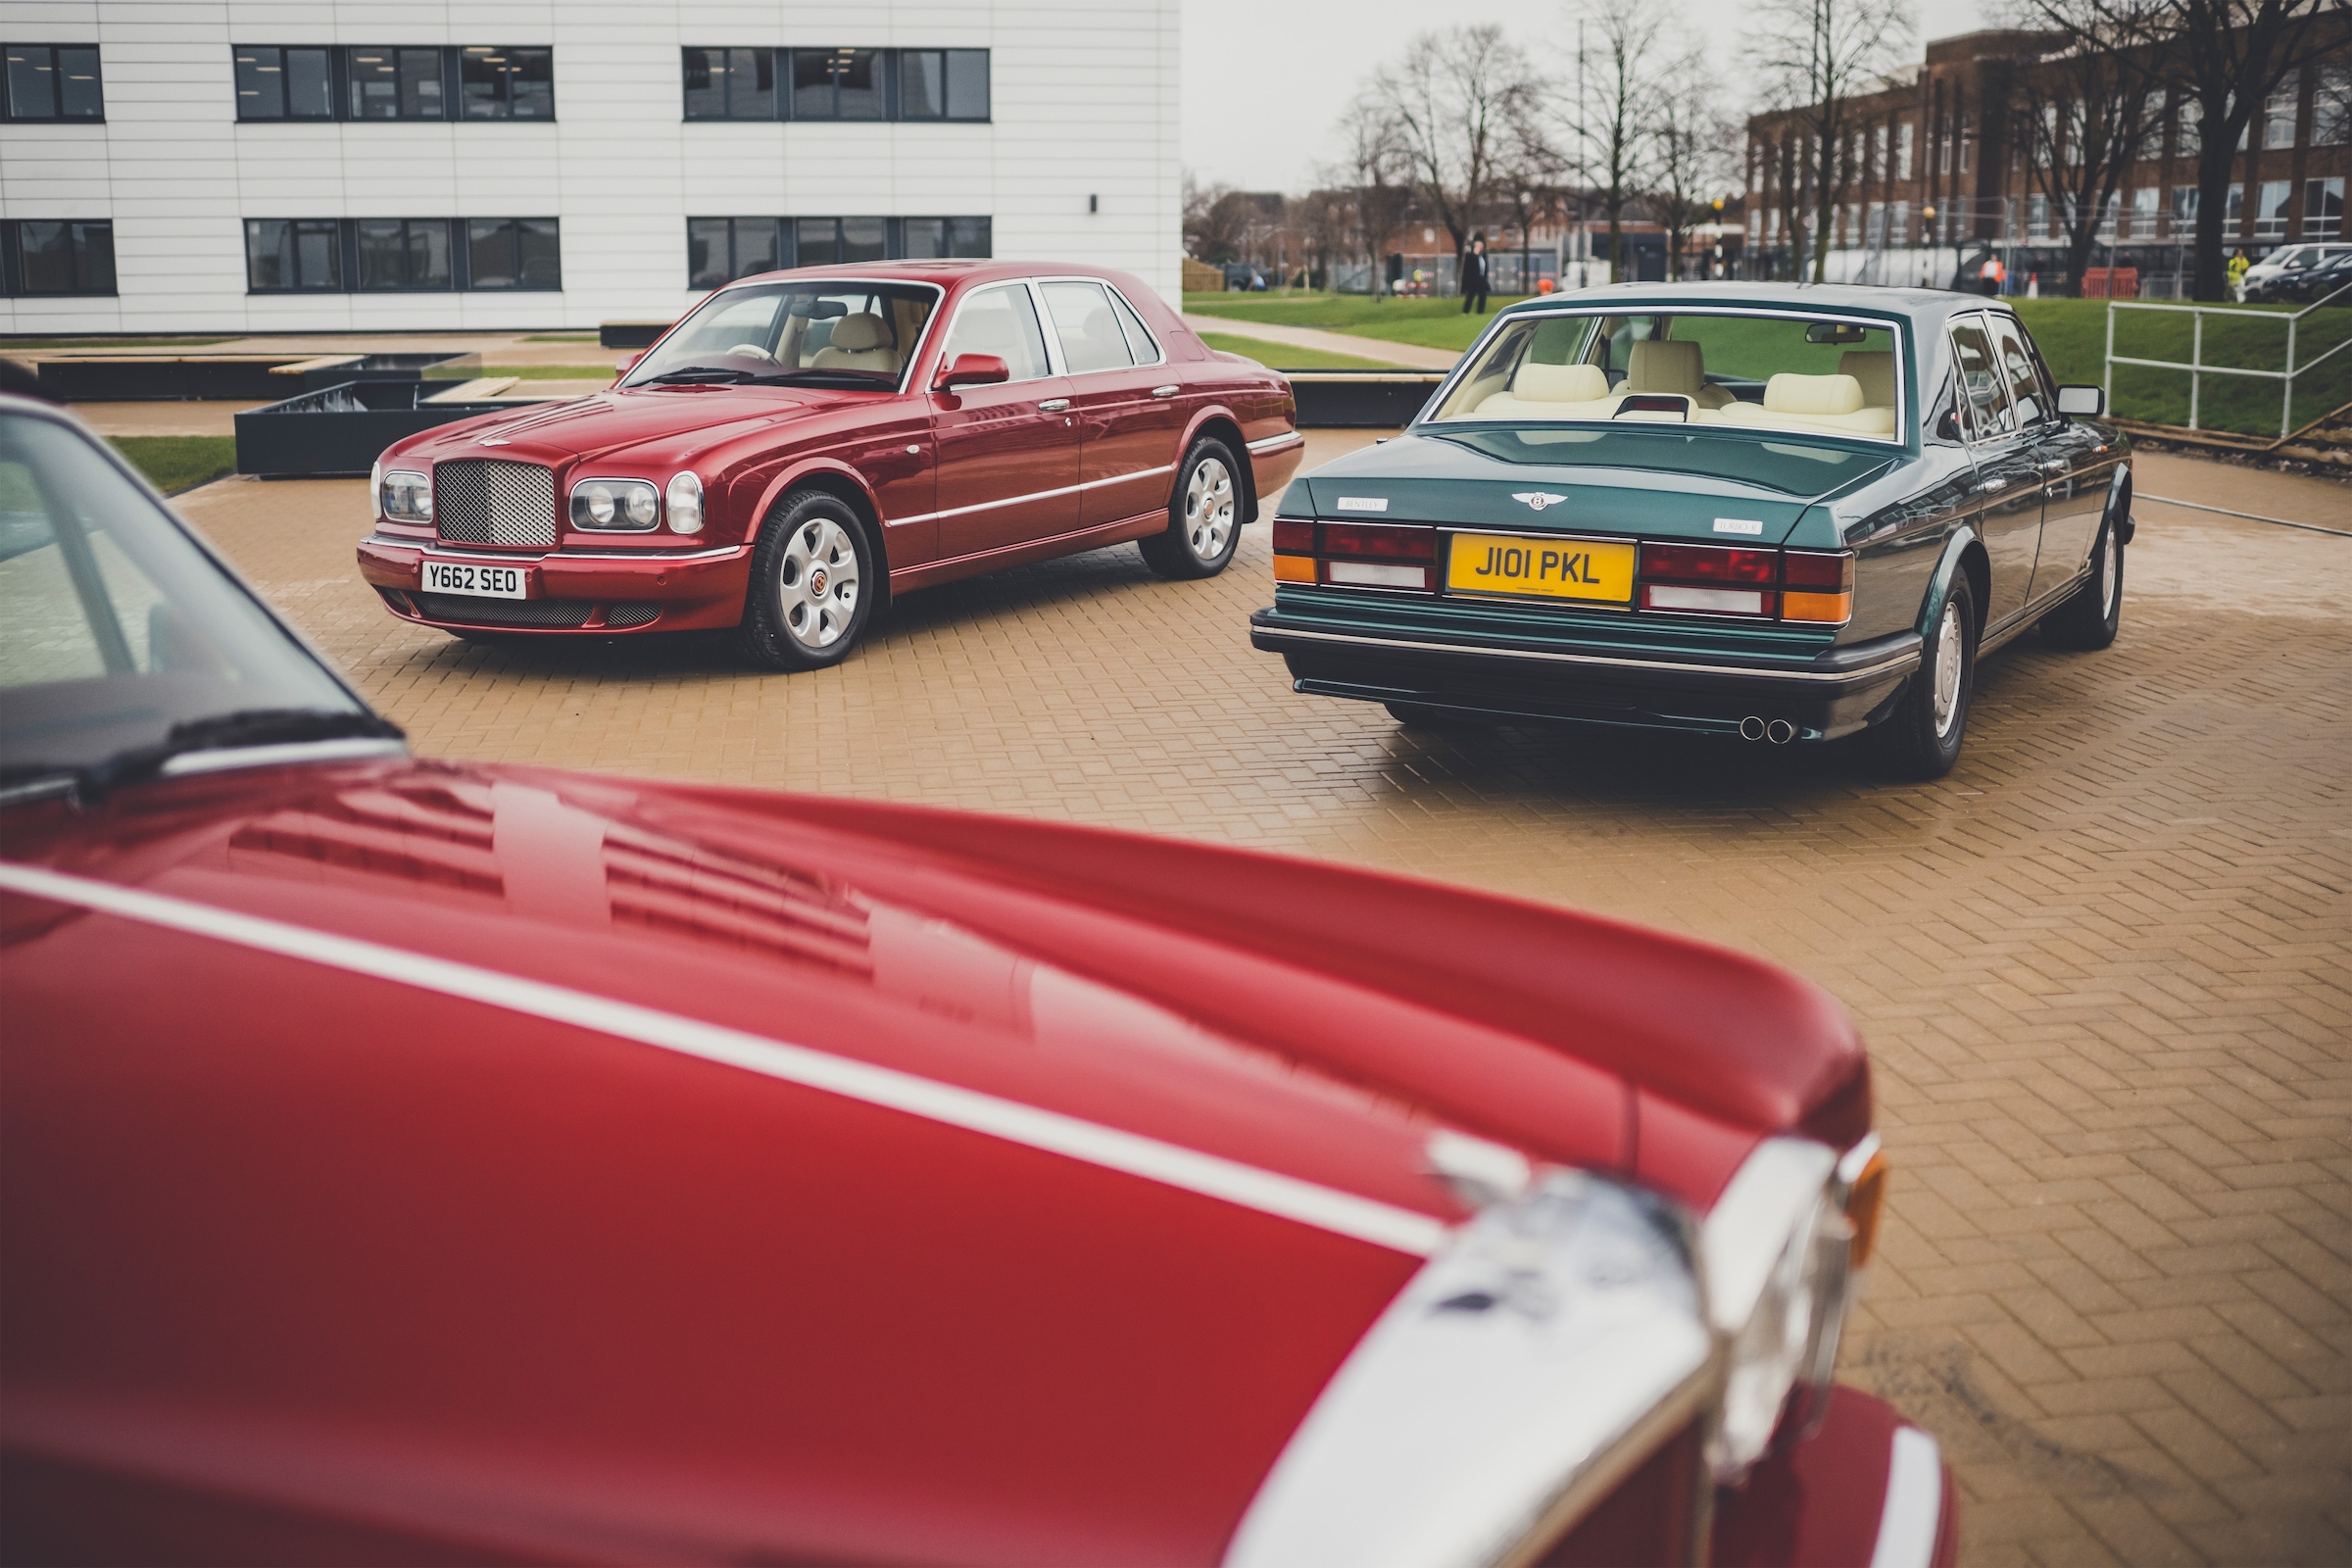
xmin=416 ymin=594 xmax=596 ymax=627
xmin=434 ymin=460 xmax=557 ymax=548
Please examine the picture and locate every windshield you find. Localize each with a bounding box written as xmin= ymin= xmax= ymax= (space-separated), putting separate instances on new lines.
xmin=1429 ymin=310 xmax=1903 ymax=444
xmin=0 ymin=411 xmax=367 ymax=781
xmin=624 ymin=280 xmax=940 ymax=389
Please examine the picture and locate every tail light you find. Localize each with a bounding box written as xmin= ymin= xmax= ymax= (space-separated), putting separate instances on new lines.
xmin=1637 ymin=542 xmax=1854 ymax=624
xmin=1272 ymin=518 xmax=1437 ymax=592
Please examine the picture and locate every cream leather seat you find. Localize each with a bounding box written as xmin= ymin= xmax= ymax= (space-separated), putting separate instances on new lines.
xmin=1838 ymin=350 xmax=1896 ymax=408
xmin=1474 ymin=359 xmax=1618 ymax=417
xmin=811 ymin=313 xmax=900 ymax=372
xmin=1626 ymin=339 xmax=1734 ymax=410
xmin=1717 ymin=372 xmax=1896 ymax=435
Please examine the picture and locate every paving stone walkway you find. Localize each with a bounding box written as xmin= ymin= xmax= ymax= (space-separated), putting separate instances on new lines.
xmin=175 ymin=446 xmax=2349 ymax=1567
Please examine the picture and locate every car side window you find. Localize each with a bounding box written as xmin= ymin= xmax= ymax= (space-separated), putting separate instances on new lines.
xmin=1947 ymin=316 xmax=2011 ymax=441
xmin=1038 ymin=281 xmax=1135 ymax=375
xmin=942 ymin=283 xmax=1053 ymax=382
xmin=1104 ymin=287 xmax=1162 ymax=365
xmin=1989 ymin=316 xmax=2048 ymax=427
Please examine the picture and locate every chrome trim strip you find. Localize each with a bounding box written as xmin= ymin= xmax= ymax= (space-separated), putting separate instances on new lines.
xmin=364 ymin=536 xmax=746 ymax=564
xmin=1248 ymin=432 xmax=1306 ymax=453
xmin=0 ymin=863 xmax=1452 ymax=1261
xmin=159 ymin=738 xmax=411 ymax=778
xmin=1256 ymin=624 xmax=1922 ymax=684
xmin=889 ymin=464 xmax=1178 ymax=526
xmin=1869 ymin=1428 xmax=1945 ymax=1568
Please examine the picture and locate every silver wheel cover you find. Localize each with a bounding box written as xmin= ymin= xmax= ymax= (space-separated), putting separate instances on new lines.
xmin=1932 ymin=600 xmax=1965 ymax=740
xmin=1184 ymin=456 xmax=1237 ymax=562
xmin=2100 ymin=525 xmax=2120 ymax=619
xmin=777 ymin=514 xmax=861 ymax=652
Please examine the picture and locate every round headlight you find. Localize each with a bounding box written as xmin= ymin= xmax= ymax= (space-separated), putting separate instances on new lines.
xmin=585 ymin=484 xmax=615 ymax=525
xmin=626 ymin=485 xmax=659 ymax=527
xmin=380 ymin=469 xmax=432 ymax=523
xmin=666 ymin=471 xmax=704 ymax=535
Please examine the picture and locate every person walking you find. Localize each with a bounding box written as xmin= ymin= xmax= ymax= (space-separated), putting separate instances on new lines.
xmin=2228 ymin=249 xmax=2250 ymax=300
xmin=1460 ymin=235 xmax=1490 ymax=315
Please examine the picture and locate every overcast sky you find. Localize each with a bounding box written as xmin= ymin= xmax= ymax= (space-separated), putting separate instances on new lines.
xmin=1180 ymin=0 xmax=1992 ymax=194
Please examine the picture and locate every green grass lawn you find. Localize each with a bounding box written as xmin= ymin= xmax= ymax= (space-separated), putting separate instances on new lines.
xmin=521 ymin=334 xmax=599 ymax=343
xmin=2014 ymin=297 xmax=2352 ymax=437
xmin=1194 ymin=331 xmax=1404 ymax=370
xmin=1184 ymin=292 xmax=1533 ymax=353
xmin=109 ymin=435 xmax=236 ymax=494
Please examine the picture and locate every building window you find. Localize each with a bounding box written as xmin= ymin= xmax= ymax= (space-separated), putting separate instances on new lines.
xmin=348 ymin=47 xmax=445 ymax=119
xmin=2028 ymin=193 xmax=2050 ymax=236
xmin=357 ymin=219 xmax=454 ymax=289
xmin=2253 ymin=179 xmax=2292 ymax=238
xmin=245 ymin=219 xmax=343 ymax=291
xmin=902 ymin=217 xmax=992 ymax=259
xmin=2316 ymin=67 xmax=2350 ymax=146
xmin=234 ymin=46 xmax=333 ymax=119
xmin=688 ymin=218 xmax=782 ymax=289
xmin=1896 ymin=122 xmax=1914 ymax=181
xmin=2177 ymin=98 xmax=2201 ymax=157
xmin=2226 ymin=185 xmax=2245 ymax=234
xmin=4 ymin=43 xmax=103 ymax=121
xmin=6 ymin=220 xmax=116 ymax=295
xmin=458 ymin=47 xmax=553 ymax=119
xmin=466 ymin=219 xmax=562 ymax=288
xmin=682 ymin=48 xmax=774 ymax=119
xmin=246 ymin=219 xmax=558 ymax=292
xmin=2263 ymin=85 xmax=2299 ymax=149
xmin=2128 ymin=185 xmax=2159 ymax=237
xmin=2171 ymin=185 xmax=2199 ymax=228
xmin=2306 ymin=176 xmax=2344 ymax=238
xmin=796 ymin=216 xmax=888 ymax=265
xmin=679 ymin=47 xmax=989 ymax=122
xmin=898 ymin=49 xmax=989 ymax=121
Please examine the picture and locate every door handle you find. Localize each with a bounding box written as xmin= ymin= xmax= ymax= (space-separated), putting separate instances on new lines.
xmin=1038 ymin=398 xmax=1070 ymax=413
xmin=1976 ymin=479 xmax=2006 ymax=493
xmin=1152 ymin=385 xmax=1180 ymax=398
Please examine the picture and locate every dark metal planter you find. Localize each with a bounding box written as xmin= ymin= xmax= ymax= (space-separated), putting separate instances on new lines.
xmin=233 ymin=381 xmax=516 ymax=478
xmin=600 ymin=320 xmax=673 ymax=349
xmin=1282 ymin=371 xmax=1447 ymax=428
xmin=290 ymin=353 xmax=474 ymax=393
xmin=39 ymin=356 xmax=313 ymax=402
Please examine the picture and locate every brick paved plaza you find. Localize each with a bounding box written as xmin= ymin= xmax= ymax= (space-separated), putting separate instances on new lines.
xmin=177 ymin=446 xmax=2348 ymax=1567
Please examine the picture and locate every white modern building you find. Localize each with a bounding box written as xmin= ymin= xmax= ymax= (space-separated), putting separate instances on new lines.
xmin=0 ymin=2 xmax=1181 ymax=333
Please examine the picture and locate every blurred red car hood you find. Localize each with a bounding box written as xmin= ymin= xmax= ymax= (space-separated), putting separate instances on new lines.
xmin=0 ymin=760 xmax=1865 ymax=1565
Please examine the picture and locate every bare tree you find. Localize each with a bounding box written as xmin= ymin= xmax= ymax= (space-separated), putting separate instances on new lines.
xmin=1182 ymin=174 xmax=1248 ymax=264
xmin=1372 ymin=26 xmax=1544 ymax=284
xmin=1751 ymin=0 xmax=1914 ymax=282
xmin=1325 ymin=94 xmax=1417 ymax=297
xmin=2124 ymin=0 xmax=2344 ymax=299
xmin=2000 ymin=4 xmax=2173 ymax=296
xmin=1494 ymin=106 xmax=1572 ymax=292
xmin=1649 ymin=52 xmax=1740 ymax=278
xmin=1568 ymin=7 xmax=1665 ymax=282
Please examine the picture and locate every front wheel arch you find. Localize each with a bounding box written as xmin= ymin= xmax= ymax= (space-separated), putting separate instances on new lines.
xmin=757 ymin=465 xmax=893 ymax=616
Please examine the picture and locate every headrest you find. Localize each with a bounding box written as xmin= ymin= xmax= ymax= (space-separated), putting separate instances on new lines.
xmin=1510 ymin=361 xmax=1609 ymax=403
xmin=1764 ymin=372 xmax=1865 ymax=416
xmin=830 ymin=313 xmax=889 ymax=351
xmin=1838 ymin=351 xmax=1895 ymax=408
xmin=1627 ymin=339 xmax=1704 ymax=397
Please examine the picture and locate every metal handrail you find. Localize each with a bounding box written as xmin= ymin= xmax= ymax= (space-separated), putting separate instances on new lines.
xmin=2103 ymin=276 xmax=2352 ymax=436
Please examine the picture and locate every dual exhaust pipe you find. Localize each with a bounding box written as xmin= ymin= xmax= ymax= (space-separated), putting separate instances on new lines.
xmin=1739 ymin=715 xmax=1797 ymax=745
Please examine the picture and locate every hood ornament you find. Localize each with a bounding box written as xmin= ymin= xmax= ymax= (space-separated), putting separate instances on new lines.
xmin=477 ymin=436 xmax=512 ymax=447
xmin=1511 ymin=491 xmax=1568 ymax=512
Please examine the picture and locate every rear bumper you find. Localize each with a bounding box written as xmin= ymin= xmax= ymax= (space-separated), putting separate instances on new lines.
xmin=355 ymin=535 xmax=754 ymax=634
xmin=1713 ymin=1386 xmax=1959 ymax=1568
xmin=1250 ymin=606 xmax=1921 ymax=742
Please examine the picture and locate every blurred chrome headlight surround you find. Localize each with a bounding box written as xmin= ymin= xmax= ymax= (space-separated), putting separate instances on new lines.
xmin=379 ymin=467 xmax=432 ymax=524
xmin=1700 ymin=1135 xmax=1872 ymax=1484
xmin=665 ymin=470 xmax=704 ymax=535
xmin=569 ymin=476 xmax=661 ymax=531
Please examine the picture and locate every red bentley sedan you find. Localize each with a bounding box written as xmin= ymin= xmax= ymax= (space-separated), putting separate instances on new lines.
xmin=3 ymin=395 xmax=1954 ymax=1566
xmin=356 ymin=262 xmax=1303 ymax=669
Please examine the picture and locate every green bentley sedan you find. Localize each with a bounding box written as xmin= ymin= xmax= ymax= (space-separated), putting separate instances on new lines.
xmin=1249 ymin=284 xmax=2132 ymax=777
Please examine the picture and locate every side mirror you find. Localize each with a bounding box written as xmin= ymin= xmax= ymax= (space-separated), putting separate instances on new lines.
xmin=613 ymin=352 xmax=643 ymax=377
xmin=934 ymin=352 xmax=1009 ymax=392
xmin=2056 ymin=384 xmax=2105 ymax=417
xmin=1936 ymin=408 xmax=1964 ymax=443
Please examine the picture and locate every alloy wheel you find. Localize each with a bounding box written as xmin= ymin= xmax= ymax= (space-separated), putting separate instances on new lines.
xmin=778 ymin=516 xmax=860 ymax=652
xmin=1184 ymin=457 xmax=1236 ymax=562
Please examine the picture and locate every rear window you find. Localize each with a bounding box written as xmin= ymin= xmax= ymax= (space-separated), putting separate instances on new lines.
xmin=1429 ymin=426 xmax=1890 ymax=497
xmin=1430 ymin=310 xmax=1904 ymax=444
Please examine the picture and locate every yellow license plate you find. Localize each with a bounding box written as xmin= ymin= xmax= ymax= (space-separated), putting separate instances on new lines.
xmin=1446 ymin=534 xmax=1636 ymax=603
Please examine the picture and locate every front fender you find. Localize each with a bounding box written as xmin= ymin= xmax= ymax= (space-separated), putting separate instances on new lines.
xmin=2106 ymin=459 xmax=2134 ymax=545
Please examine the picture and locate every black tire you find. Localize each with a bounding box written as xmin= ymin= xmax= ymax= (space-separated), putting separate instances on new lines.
xmin=1385 ymin=701 xmax=1491 ymax=731
xmin=1875 ymin=572 xmax=1977 ymax=780
xmin=728 ymin=490 xmax=876 ymax=672
xmin=2039 ymin=513 xmax=2124 ymax=651
xmin=1140 ymin=438 xmax=1244 ymax=580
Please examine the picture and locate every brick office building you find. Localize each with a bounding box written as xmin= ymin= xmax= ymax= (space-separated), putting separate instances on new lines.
xmin=1744 ymin=25 xmax=2351 ymax=294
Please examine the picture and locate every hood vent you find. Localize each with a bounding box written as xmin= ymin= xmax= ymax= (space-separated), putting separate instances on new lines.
xmin=436 ymin=459 xmax=557 ymax=549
